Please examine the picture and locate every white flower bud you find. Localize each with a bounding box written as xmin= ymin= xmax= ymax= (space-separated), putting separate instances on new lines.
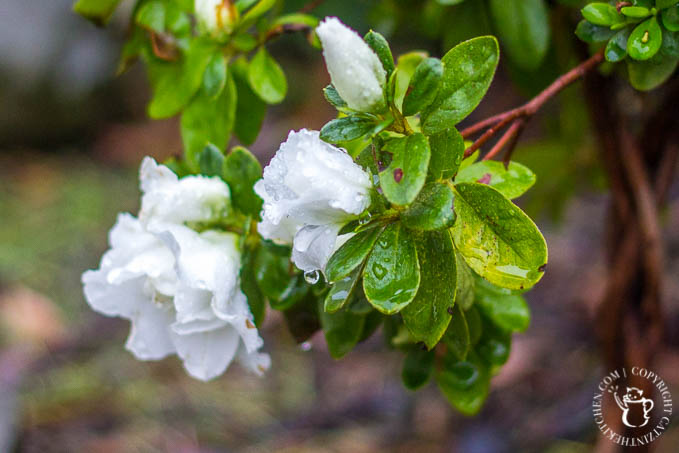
xmin=254 ymin=129 xmax=372 ymax=273
xmin=195 ymin=0 xmax=238 ymax=36
xmin=316 ymin=17 xmax=387 ymax=112
xmin=82 ymin=159 xmax=269 ymax=381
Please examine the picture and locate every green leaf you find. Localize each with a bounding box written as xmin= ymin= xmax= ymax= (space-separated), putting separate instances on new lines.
xmin=455 ymin=251 xmax=475 ymax=310
xmin=324 ymin=268 xmax=362 ymax=313
xmin=437 ymin=351 xmax=490 ymax=416
xmin=458 ymin=149 xmax=480 ymax=172
xmin=452 ymin=182 xmax=547 ymax=290
xmin=661 ymin=29 xmax=679 ymax=57
xmin=606 ymin=29 xmax=631 ymax=62
xmin=198 ymin=144 xmax=225 ymax=177
xmin=455 ymin=160 xmax=536 ymax=199
xmin=657 ymin=0 xmax=678 ymax=9
xmin=148 ymin=39 xmax=216 ymax=119
xmin=320 ymin=117 xmax=378 ymax=143
xmin=363 ymin=223 xmax=421 ymax=314
xmin=394 ymin=51 xmax=428 ymax=110
xmin=282 ymin=287 xmax=320 ymax=342
xmin=74 ymin=0 xmax=121 ymax=26
xmin=379 ymin=133 xmax=431 ymax=206
xmin=180 ymin=73 xmax=236 ymax=168
xmin=323 ymin=85 xmax=348 ymax=110
xmin=240 ymin=244 xmax=266 ymax=326
xmin=475 ymin=278 xmax=530 ymax=332
xmin=402 ymin=346 xmax=435 ymax=390
xmin=402 ymin=58 xmax=443 ymax=116
xmin=465 ymin=305 xmax=483 ymax=346
xmin=271 ymin=13 xmax=319 ymax=28
xmin=402 ymin=230 xmax=457 ymax=349
xmin=248 ymin=47 xmax=287 ymax=104
xmin=231 ymin=58 xmax=266 ymax=145
xmin=442 ymin=304 xmax=470 ymax=360
xmin=401 ymin=183 xmax=456 ymax=231
xmin=427 ymin=127 xmax=465 ymax=181
xmin=476 ymin=320 xmax=511 ymax=367
xmin=620 ymin=6 xmax=652 ymax=18
xmin=135 ymin=0 xmax=165 ymax=32
xmin=325 ymin=226 xmax=383 ymax=283
xmin=627 ymin=53 xmax=679 ymax=90
xmin=239 ymin=0 xmax=276 ymax=30
xmin=575 ymin=20 xmax=616 ymax=43
xmin=254 ymin=243 xmax=296 ymax=304
xmin=203 ymin=53 xmax=228 ymax=99
xmin=319 ymin=303 xmax=366 ymax=359
xmin=582 ymin=3 xmax=623 ymax=26
xmin=489 ymin=0 xmax=551 ymax=71
xmin=364 ymin=30 xmax=395 ymax=77
xmin=222 ymin=146 xmax=263 ymax=216
xmin=422 ymin=36 xmax=499 ymax=134
xmin=628 ymin=17 xmax=663 ymax=60
xmin=663 ymin=5 xmax=679 ymax=31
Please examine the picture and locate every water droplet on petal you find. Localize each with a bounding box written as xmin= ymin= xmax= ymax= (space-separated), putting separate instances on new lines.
xmin=300 ymin=341 xmax=313 ymax=352
xmin=304 ymin=270 xmax=320 ymax=284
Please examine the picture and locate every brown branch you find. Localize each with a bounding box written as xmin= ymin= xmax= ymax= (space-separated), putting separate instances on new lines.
xmin=300 ymin=0 xmax=325 ymax=14
xmin=462 ymin=49 xmax=605 ymax=159
xmin=482 ymin=118 xmax=525 ymax=162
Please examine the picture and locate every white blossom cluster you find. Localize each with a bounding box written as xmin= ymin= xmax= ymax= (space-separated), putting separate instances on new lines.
xmin=83 ymin=18 xmax=381 ymax=381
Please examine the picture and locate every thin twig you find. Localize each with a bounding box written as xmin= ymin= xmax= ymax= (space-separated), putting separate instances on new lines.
xmin=462 ymin=49 xmax=605 ymax=159
xmin=300 ymin=0 xmax=325 ymax=14
xmin=482 ymin=118 xmax=525 ymax=161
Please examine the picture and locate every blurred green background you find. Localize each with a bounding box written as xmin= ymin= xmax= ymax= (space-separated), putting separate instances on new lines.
xmin=1 ymin=0 xmax=679 ymax=452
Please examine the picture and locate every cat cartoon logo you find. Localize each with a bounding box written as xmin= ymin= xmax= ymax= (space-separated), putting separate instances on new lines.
xmin=614 ymin=386 xmax=654 ymax=428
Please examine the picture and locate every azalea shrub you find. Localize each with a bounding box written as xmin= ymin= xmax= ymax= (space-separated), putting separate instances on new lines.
xmin=76 ymin=0 xmax=679 ymax=416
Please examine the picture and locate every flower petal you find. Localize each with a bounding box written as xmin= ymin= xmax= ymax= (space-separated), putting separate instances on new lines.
xmin=291 ymin=224 xmax=342 ymax=273
xmin=171 ymin=327 xmax=240 ymax=381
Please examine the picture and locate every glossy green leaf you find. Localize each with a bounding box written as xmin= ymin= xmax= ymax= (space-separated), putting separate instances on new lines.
xmin=465 ymin=305 xmax=483 ymax=346
xmin=489 ymin=0 xmax=550 ymax=70
xmin=180 ymin=74 xmax=236 ymax=168
xmin=455 ymin=160 xmax=536 ymax=199
xmin=575 ymin=20 xmax=616 ymax=43
xmin=582 ymin=3 xmax=623 ymax=26
xmin=231 ymin=58 xmax=266 ymax=145
xmin=402 ymin=183 xmax=456 ymax=231
xmin=325 ymin=226 xmax=383 ymax=283
xmin=452 ymin=182 xmax=547 ymax=290
xmin=437 ymin=351 xmax=490 ymax=416
xmin=657 ymin=0 xmax=678 ymax=9
xmin=606 ymin=29 xmax=631 ymax=62
xmin=240 ymin=245 xmax=266 ymax=327
xmin=198 ymin=144 xmax=225 ymax=177
xmin=402 ymin=346 xmax=435 ymax=390
xmin=394 ymin=51 xmax=428 ymax=110
xmin=248 ymin=47 xmax=287 ymax=104
xmin=661 ymin=29 xmax=679 ymax=57
xmin=320 ymin=117 xmax=378 ymax=143
xmin=319 ymin=303 xmax=366 ymax=359
xmin=620 ymin=6 xmax=652 ymax=18
xmin=203 ymin=53 xmax=228 ymax=99
xmin=239 ymin=0 xmax=276 ymax=30
xmin=427 ymin=127 xmax=464 ymax=181
xmin=475 ymin=278 xmax=530 ymax=332
xmin=222 ymin=146 xmax=263 ymax=216
xmin=379 ymin=133 xmax=431 ymax=206
xmin=422 ymin=37 xmax=500 ymax=135
xmin=662 ymin=5 xmax=679 ymax=31
xmin=324 ymin=268 xmax=362 ymax=313
xmin=148 ymin=39 xmax=215 ymax=119
xmin=476 ymin=320 xmax=511 ymax=367
xmin=628 ymin=17 xmax=663 ymax=60
xmin=627 ymin=53 xmax=679 ymax=90
xmin=271 ymin=13 xmax=319 ymax=28
xmin=363 ymin=223 xmax=421 ymax=314
xmin=364 ymin=30 xmax=395 ymax=77
xmin=402 ymin=230 xmax=457 ymax=348
xmin=402 ymin=58 xmax=443 ymax=116
xmin=455 ymin=251 xmax=475 ymax=310
xmin=442 ymin=304 xmax=470 ymax=360
xmin=323 ymin=85 xmax=348 ymax=110
xmin=74 ymin=0 xmax=121 ymax=26
xmin=254 ymin=242 xmax=296 ymax=304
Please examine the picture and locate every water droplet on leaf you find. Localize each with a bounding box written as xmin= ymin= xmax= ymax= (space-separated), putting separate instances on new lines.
xmin=304 ymin=270 xmax=320 ymax=284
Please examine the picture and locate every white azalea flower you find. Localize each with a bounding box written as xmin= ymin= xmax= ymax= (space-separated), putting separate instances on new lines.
xmin=82 ymin=159 xmax=269 ymax=381
xmin=139 ymin=157 xmax=230 ymax=230
xmin=254 ymin=129 xmax=372 ymax=273
xmin=195 ymin=0 xmax=238 ymax=36
xmin=316 ymin=17 xmax=386 ymax=112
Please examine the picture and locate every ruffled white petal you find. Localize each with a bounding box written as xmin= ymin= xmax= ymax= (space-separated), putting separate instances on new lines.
xmin=291 ymin=224 xmax=341 ymax=273
xmin=139 ymin=157 xmax=231 ymax=230
xmin=316 ymin=17 xmax=386 ymax=112
xmin=171 ymin=326 xmax=240 ymax=381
